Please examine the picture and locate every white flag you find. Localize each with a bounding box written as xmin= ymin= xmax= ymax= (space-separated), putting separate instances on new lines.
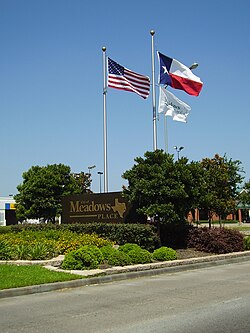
xmin=158 ymin=86 xmax=191 ymax=123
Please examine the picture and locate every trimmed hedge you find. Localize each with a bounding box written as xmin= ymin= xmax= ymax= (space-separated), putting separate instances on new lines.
xmin=118 ymin=243 xmax=142 ymax=253
xmin=187 ymin=227 xmax=244 ymax=254
xmin=5 ymin=223 xmax=160 ymax=252
xmin=1 ymin=223 xmax=246 ymax=256
xmin=244 ymin=236 xmax=250 ymax=250
xmin=65 ymin=223 xmax=159 ymax=251
xmin=0 ymin=226 xmax=12 ymax=234
xmin=105 ymin=250 xmax=132 ymax=266
xmin=118 ymin=243 xmax=152 ymax=264
xmin=127 ymin=249 xmax=152 ymax=264
xmin=61 ymin=243 xmax=155 ymax=270
xmin=152 ymin=247 xmax=177 ymax=261
xmin=61 ymin=245 xmax=104 ymax=270
xmin=99 ymin=245 xmax=132 ymax=266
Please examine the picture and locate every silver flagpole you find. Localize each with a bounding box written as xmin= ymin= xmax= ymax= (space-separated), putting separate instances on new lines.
xmin=102 ymin=47 xmax=108 ymax=192
xmin=164 ymin=113 xmax=168 ymax=153
xmin=163 ymin=84 xmax=169 ymax=154
xmin=150 ymin=30 xmax=157 ymax=151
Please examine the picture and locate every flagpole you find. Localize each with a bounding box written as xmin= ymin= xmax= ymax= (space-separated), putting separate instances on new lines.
xmin=150 ymin=30 xmax=157 ymax=151
xmin=102 ymin=46 xmax=108 ymax=193
xmin=164 ymin=85 xmax=169 ymax=154
xmin=164 ymin=113 xmax=168 ymax=153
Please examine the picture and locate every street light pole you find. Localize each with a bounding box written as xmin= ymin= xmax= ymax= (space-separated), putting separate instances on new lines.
xmin=88 ymin=165 xmax=96 ymax=191
xmin=88 ymin=165 xmax=96 ymax=175
xmin=172 ymin=65 xmax=195 ymax=161
xmin=97 ymin=171 xmax=103 ymax=193
xmin=174 ymin=146 xmax=184 ymax=160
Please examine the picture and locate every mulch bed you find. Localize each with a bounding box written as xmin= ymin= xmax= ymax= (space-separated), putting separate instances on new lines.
xmin=176 ymin=248 xmax=215 ymax=260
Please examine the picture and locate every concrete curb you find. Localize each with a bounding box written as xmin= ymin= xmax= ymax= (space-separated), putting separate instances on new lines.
xmin=1 ymin=251 xmax=250 ymax=299
xmin=0 ymin=255 xmax=65 ymax=267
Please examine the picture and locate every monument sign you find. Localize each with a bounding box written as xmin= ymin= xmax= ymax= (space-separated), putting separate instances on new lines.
xmin=61 ymin=191 xmax=145 ymax=224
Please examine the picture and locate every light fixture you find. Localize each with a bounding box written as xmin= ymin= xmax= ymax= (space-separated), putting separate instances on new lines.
xmin=88 ymin=165 xmax=96 ymax=175
xmin=97 ymin=171 xmax=103 ymax=193
xmin=174 ymin=146 xmax=184 ymax=160
xmin=189 ymin=63 xmax=199 ymax=70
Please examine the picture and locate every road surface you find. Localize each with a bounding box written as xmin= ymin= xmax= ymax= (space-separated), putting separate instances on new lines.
xmin=1 ymin=260 xmax=250 ymax=333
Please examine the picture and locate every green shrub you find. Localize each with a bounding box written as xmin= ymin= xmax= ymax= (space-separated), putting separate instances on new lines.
xmin=40 ymin=229 xmax=62 ymax=241
xmin=0 ymin=226 xmax=12 ymax=234
xmin=106 ymin=251 xmax=132 ymax=266
xmin=61 ymin=245 xmax=104 ymax=270
xmin=114 ymin=243 xmax=153 ymax=264
xmin=100 ymin=245 xmax=117 ymax=261
xmin=55 ymin=231 xmax=112 ymax=254
xmin=14 ymin=244 xmax=31 ymax=260
xmin=61 ymin=251 xmax=83 ymax=270
xmin=0 ymin=240 xmax=13 ymax=260
xmin=6 ymin=223 xmax=160 ymax=251
xmin=101 ymin=243 xmax=153 ymax=266
xmin=118 ymin=243 xmax=142 ymax=254
xmin=9 ymin=223 xmax=60 ymax=233
xmin=29 ymin=243 xmax=52 ymax=260
xmin=127 ymin=248 xmax=152 ymax=264
xmin=60 ymin=223 xmax=160 ymax=251
xmin=152 ymin=247 xmax=177 ymax=261
xmin=12 ymin=242 xmax=57 ymax=260
xmin=244 ymin=236 xmax=250 ymax=250
xmin=0 ymin=230 xmax=112 ymax=260
xmin=100 ymin=245 xmax=132 ymax=266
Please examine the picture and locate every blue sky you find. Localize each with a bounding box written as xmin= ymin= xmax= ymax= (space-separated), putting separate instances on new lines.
xmin=1 ymin=0 xmax=250 ymax=196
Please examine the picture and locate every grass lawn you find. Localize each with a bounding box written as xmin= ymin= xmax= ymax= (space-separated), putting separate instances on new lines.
xmin=230 ymin=226 xmax=250 ymax=232
xmin=0 ymin=265 xmax=83 ymax=290
xmin=198 ymin=220 xmax=239 ymax=224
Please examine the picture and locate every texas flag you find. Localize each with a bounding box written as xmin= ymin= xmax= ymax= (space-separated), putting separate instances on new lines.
xmin=158 ymin=52 xmax=203 ymax=96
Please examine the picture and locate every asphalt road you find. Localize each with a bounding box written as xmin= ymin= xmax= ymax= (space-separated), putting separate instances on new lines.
xmin=1 ymin=260 xmax=250 ymax=333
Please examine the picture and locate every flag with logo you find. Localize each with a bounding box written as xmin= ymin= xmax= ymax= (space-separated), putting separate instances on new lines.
xmin=158 ymin=86 xmax=191 ymax=123
xmin=108 ymin=58 xmax=150 ymax=99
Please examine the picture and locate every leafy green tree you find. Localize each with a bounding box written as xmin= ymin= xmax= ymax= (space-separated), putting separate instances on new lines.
xmin=14 ymin=164 xmax=91 ymax=222
xmin=238 ymin=180 xmax=250 ymax=221
xmin=71 ymin=171 xmax=91 ymax=193
xmin=122 ymin=150 xmax=204 ymax=224
xmin=239 ymin=180 xmax=250 ymax=204
xmin=200 ymin=154 xmax=244 ymax=227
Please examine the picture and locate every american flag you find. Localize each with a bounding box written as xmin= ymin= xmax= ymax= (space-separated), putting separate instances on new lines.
xmin=108 ymin=58 xmax=150 ymax=99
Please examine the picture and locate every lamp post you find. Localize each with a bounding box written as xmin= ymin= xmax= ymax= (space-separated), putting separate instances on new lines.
xmin=88 ymin=165 xmax=96 ymax=191
xmin=88 ymin=165 xmax=96 ymax=175
xmin=172 ymin=65 xmax=195 ymax=161
xmin=174 ymin=146 xmax=184 ymax=160
xmin=97 ymin=171 xmax=103 ymax=193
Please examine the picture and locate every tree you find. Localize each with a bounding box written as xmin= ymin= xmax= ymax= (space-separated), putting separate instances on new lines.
xmin=72 ymin=171 xmax=92 ymax=193
xmin=200 ymin=154 xmax=244 ymax=228
xmin=238 ymin=180 xmax=250 ymax=221
xmin=239 ymin=180 xmax=250 ymax=204
xmin=14 ymin=164 xmax=91 ymax=222
xmin=122 ymin=150 xmax=204 ymax=224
